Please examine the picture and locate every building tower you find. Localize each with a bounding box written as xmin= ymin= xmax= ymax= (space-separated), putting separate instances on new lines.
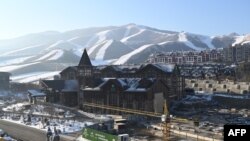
xmin=78 ymin=49 xmax=93 ymax=108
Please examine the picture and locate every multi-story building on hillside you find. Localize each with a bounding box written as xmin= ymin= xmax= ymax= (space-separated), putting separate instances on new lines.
xmin=223 ymin=44 xmax=250 ymax=63
xmin=147 ymin=49 xmax=223 ymax=64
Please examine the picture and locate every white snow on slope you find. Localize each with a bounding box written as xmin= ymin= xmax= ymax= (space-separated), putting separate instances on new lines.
xmin=114 ymin=44 xmax=153 ymax=65
xmin=48 ymin=50 xmax=64 ymax=60
xmin=199 ymin=36 xmax=215 ymax=49
xmin=68 ymin=41 xmax=83 ymax=49
xmin=46 ymin=40 xmax=65 ymax=50
xmin=87 ymin=41 xmax=105 ymax=55
xmin=91 ymin=59 xmax=116 ymax=66
xmin=232 ymin=36 xmax=245 ymax=46
xmin=0 ymin=62 xmax=40 ymax=72
xmin=73 ymin=49 xmax=84 ymax=57
xmin=0 ymin=56 xmax=34 ymax=67
xmin=95 ymin=40 xmax=113 ymax=60
xmin=1 ymin=44 xmax=43 ymax=56
xmin=67 ymin=36 xmax=80 ymax=42
xmin=242 ymin=41 xmax=250 ymax=45
xmin=123 ymin=25 xmax=133 ymax=38
xmin=158 ymin=41 xmax=174 ymax=45
xmin=36 ymin=49 xmax=64 ymax=61
xmin=121 ymin=29 xmax=146 ymax=42
xmin=83 ymin=35 xmax=98 ymax=48
xmin=178 ymin=32 xmax=202 ymax=50
xmin=11 ymin=71 xmax=60 ymax=83
xmin=96 ymin=30 xmax=110 ymax=44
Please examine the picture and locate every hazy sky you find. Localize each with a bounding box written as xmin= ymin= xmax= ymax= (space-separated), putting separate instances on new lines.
xmin=0 ymin=0 xmax=250 ymax=39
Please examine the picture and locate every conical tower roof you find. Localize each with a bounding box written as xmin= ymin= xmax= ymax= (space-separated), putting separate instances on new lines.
xmin=78 ymin=49 xmax=92 ymax=66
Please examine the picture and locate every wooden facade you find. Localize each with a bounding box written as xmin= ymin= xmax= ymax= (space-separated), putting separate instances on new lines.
xmin=40 ymin=80 xmax=78 ymax=107
xmin=60 ymin=66 xmax=77 ymax=80
xmin=77 ymin=49 xmax=185 ymax=114
xmin=40 ymin=49 xmax=184 ymax=112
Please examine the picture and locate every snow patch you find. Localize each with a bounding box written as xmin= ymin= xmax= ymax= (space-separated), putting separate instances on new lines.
xmin=232 ymin=36 xmax=245 ymax=46
xmin=121 ymin=29 xmax=146 ymax=42
xmin=73 ymin=49 xmax=84 ymax=57
xmin=178 ymin=32 xmax=203 ymax=50
xmin=11 ymin=71 xmax=60 ymax=83
xmin=199 ymin=36 xmax=215 ymax=49
xmin=158 ymin=41 xmax=174 ymax=45
xmin=95 ymin=40 xmax=113 ymax=60
xmin=84 ymin=36 xmax=98 ymax=48
xmin=0 ymin=56 xmax=34 ymax=67
xmin=242 ymin=41 xmax=250 ymax=45
xmin=36 ymin=49 xmax=64 ymax=61
xmin=114 ymin=44 xmax=153 ymax=65
xmin=1 ymin=44 xmax=43 ymax=56
xmin=46 ymin=40 xmax=65 ymax=50
xmin=0 ymin=62 xmax=40 ymax=72
xmin=123 ymin=25 xmax=132 ymax=38
xmin=87 ymin=41 xmax=105 ymax=55
xmin=96 ymin=30 xmax=110 ymax=44
xmin=67 ymin=36 xmax=79 ymax=42
xmin=91 ymin=59 xmax=116 ymax=66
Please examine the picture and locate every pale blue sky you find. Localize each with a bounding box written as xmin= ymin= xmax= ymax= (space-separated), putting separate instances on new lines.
xmin=0 ymin=0 xmax=249 ymax=39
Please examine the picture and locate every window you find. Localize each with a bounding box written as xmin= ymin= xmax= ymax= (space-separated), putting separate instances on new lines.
xmin=79 ymin=69 xmax=92 ymax=76
xmin=111 ymin=84 xmax=116 ymax=92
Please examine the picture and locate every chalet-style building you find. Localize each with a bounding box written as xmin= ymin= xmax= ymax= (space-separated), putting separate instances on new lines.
xmin=40 ymin=80 xmax=78 ymax=107
xmin=0 ymin=72 xmax=11 ymax=90
xmin=76 ymin=49 xmax=184 ymax=114
xmin=60 ymin=66 xmax=77 ymax=80
xmin=41 ymin=49 xmax=184 ymax=113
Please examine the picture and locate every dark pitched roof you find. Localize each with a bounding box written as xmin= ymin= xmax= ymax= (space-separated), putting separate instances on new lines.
xmin=152 ymin=64 xmax=175 ymax=73
xmin=79 ymin=49 xmax=92 ymax=66
xmin=41 ymin=80 xmax=65 ymax=90
xmin=83 ymin=78 xmax=156 ymax=92
xmin=28 ymin=89 xmax=46 ymax=97
xmin=41 ymin=80 xmax=78 ymax=92
xmin=137 ymin=64 xmax=175 ymax=74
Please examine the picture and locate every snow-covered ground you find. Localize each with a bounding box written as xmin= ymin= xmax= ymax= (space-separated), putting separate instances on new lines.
xmin=76 ymin=136 xmax=90 ymax=141
xmin=2 ymin=102 xmax=77 ymax=118
xmin=1 ymin=102 xmax=94 ymax=134
xmin=2 ymin=102 xmax=30 ymax=112
xmin=2 ymin=117 xmax=93 ymax=134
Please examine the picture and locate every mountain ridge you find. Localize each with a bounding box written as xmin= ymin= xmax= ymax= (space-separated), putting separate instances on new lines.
xmin=0 ymin=23 xmax=250 ymax=82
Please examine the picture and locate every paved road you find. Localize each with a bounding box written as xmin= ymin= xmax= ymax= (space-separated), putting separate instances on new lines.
xmin=0 ymin=119 xmax=75 ymax=141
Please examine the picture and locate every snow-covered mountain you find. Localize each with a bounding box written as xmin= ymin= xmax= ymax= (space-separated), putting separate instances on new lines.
xmin=0 ymin=23 xmax=249 ymax=82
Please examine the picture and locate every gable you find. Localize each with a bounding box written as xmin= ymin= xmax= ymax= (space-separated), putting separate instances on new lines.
xmin=100 ymin=79 xmax=123 ymax=92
